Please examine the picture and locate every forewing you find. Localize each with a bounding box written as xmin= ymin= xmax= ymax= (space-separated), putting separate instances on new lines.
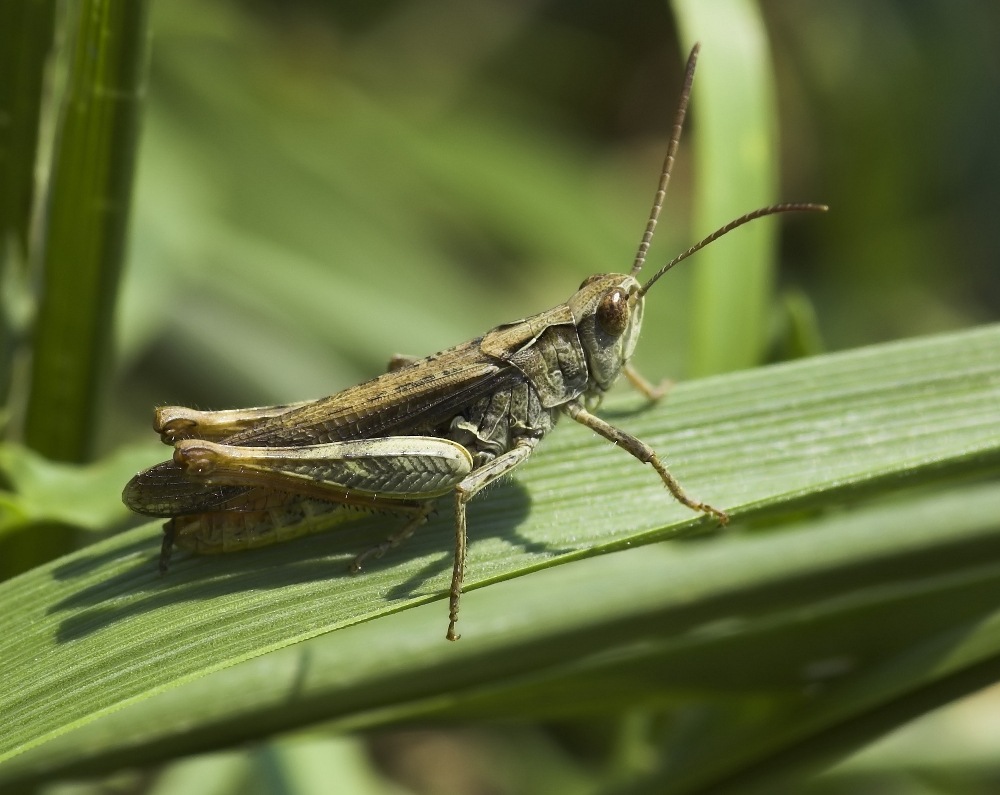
xmin=227 ymin=341 xmax=523 ymax=446
xmin=126 ymin=333 xmax=529 ymax=517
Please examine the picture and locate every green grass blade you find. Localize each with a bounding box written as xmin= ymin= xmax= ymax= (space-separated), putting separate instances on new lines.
xmin=10 ymin=482 xmax=1000 ymax=789
xmin=23 ymin=0 xmax=150 ymax=462
xmin=0 ymin=324 xmax=998 ymax=784
xmin=672 ymin=0 xmax=781 ymax=374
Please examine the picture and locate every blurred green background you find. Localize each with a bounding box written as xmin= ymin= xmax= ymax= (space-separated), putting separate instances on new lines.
xmin=111 ymin=0 xmax=1000 ymax=453
xmin=5 ymin=1 xmax=1000 ymax=793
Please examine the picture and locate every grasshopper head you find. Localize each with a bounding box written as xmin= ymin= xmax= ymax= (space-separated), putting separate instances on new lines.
xmin=569 ymin=273 xmax=644 ymax=391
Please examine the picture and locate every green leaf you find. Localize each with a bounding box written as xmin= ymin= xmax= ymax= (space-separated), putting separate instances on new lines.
xmin=0 ymin=442 xmax=157 ymax=579
xmin=0 ymin=443 xmax=156 ymax=535
xmin=1 ymin=323 xmax=998 ymax=787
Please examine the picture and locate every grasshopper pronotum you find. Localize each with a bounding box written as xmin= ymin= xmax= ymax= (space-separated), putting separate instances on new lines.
xmin=124 ymin=44 xmax=824 ymax=640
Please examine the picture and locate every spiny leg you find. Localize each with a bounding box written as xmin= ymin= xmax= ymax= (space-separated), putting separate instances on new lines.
xmin=159 ymin=519 xmax=177 ymax=574
xmin=448 ymin=436 xmax=539 ymax=641
xmin=350 ymin=501 xmax=437 ymax=572
xmin=623 ymin=363 xmax=672 ymax=402
xmin=155 ymin=400 xmax=316 ymax=444
xmin=562 ymin=401 xmax=728 ymax=524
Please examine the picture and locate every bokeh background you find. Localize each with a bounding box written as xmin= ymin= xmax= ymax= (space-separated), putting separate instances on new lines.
xmin=111 ymin=0 xmax=1000 ymax=453
xmin=5 ymin=2 xmax=998 ymax=792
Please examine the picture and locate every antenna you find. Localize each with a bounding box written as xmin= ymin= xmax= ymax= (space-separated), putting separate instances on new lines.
xmin=630 ymin=43 xmax=700 ymax=276
xmin=638 ymin=203 xmax=828 ymax=297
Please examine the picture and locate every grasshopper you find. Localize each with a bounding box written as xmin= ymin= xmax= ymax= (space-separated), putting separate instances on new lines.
xmin=123 ymin=44 xmax=824 ymax=640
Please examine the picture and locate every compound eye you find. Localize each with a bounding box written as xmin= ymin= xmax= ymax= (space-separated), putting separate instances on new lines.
xmin=596 ymin=288 xmax=629 ymax=337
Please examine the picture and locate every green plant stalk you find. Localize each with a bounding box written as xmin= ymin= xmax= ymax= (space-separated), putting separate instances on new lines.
xmin=0 ymin=0 xmax=54 ymax=260
xmin=672 ymin=0 xmax=780 ymax=374
xmin=0 ymin=324 xmax=998 ymax=783
xmin=23 ymin=0 xmax=150 ymax=462
xmin=0 ymin=0 xmax=55 ymax=407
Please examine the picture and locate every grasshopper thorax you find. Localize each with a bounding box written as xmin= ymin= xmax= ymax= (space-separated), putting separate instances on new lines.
xmin=569 ymin=273 xmax=644 ymax=391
